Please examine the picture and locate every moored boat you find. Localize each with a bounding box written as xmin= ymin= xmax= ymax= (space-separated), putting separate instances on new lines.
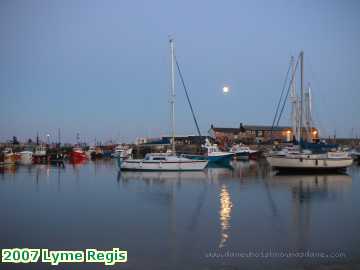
xmin=69 ymin=147 xmax=88 ymax=163
xmin=266 ymin=52 xmax=353 ymax=172
xmin=33 ymin=145 xmax=47 ymax=164
xmin=203 ymin=139 xmax=234 ymax=163
xmin=120 ymin=38 xmax=208 ymax=172
xmin=86 ymin=146 xmax=96 ymax=159
xmin=112 ymin=145 xmax=133 ymax=159
xmin=18 ymin=150 xmax=33 ymax=165
xmin=2 ymin=148 xmax=16 ymax=165
xmin=349 ymin=148 xmax=360 ymax=162
xmin=182 ymin=139 xmax=234 ymax=164
xmin=267 ymin=151 xmax=353 ymax=172
xmin=120 ymin=153 xmax=208 ymax=171
xmin=230 ymin=144 xmax=257 ymax=160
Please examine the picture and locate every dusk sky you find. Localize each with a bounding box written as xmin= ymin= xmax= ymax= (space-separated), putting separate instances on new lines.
xmin=0 ymin=0 xmax=359 ymax=143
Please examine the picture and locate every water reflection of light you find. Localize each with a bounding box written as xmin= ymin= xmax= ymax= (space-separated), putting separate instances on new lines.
xmin=219 ymin=184 xmax=233 ymax=248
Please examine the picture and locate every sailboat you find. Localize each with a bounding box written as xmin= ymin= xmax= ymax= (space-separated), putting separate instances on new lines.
xmin=266 ymin=52 xmax=353 ymax=172
xmin=120 ymin=38 xmax=208 ymax=171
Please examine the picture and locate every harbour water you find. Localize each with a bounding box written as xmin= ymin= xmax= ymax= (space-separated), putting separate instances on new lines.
xmin=1 ymin=160 xmax=360 ymax=269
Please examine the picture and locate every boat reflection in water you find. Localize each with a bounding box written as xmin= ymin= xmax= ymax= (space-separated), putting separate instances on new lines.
xmin=218 ymin=184 xmax=233 ymax=248
xmin=269 ymin=173 xmax=352 ymax=250
xmin=0 ymin=165 xmax=17 ymax=175
xmin=206 ymin=162 xmax=234 ymax=182
xmin=207 ymin=160 xmax=271 ymax=183
xmin=118 ymin=170 xmax=207 ymax=184
xmin=270 ymin=173 xmax=352 ymax=201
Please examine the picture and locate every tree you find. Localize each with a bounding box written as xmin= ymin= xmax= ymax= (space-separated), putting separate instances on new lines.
xmin=12 ymin=136 xmax=19 ymax=145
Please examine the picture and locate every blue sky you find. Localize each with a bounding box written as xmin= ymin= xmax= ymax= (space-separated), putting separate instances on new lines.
xmin=0 ymin=0 xmax=359 ymax=143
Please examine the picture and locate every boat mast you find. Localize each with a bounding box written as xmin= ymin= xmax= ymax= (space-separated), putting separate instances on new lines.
xmin=290 ymin=56 xmax=298 ymax=142
xmin=304 ymin=83 xmax=312 ymax=140
xmin=299 ymin=51 xmax=304 ymax=148
xmin=170 ymin=38 xmax=176 ymax=154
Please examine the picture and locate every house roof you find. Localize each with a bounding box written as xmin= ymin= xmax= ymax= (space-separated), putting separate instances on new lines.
xmin=211 ymin=125 xmax=291 ymax=133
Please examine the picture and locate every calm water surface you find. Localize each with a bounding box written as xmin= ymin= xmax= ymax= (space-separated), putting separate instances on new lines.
xmin=1 ymin=160 xmax=360 ymax=270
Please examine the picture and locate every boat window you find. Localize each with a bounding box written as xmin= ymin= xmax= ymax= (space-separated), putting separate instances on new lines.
xmin=153 ymin=157 xmax=166 ymax=161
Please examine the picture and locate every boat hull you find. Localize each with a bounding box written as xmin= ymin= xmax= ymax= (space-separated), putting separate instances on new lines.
xmin=181 ymin=153 xmax=234 ymax=164
xmin=266 ymin=155 xmax=353 ymax=172
xmin=208 ymin=153 xmax=234 ymax=164
xmin=120 ymin=159 xmax=208 ymax=171
xmin=69 ymin=151 xmax=88 ymax=162
xmin=234 ymin=152 xmax=250 ymax=160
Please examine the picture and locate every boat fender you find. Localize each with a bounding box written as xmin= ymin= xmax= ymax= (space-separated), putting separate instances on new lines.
xmin=300 ymin=158 xmax=303 ymax=162
xmin=315 ymin=159 xmax=318 ymax=166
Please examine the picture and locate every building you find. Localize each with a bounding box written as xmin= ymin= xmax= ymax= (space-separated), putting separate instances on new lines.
xmin=136 ymin=135 xmax=212 ymax=146
xmin=209 ymin=123 xmax=319 ymax=144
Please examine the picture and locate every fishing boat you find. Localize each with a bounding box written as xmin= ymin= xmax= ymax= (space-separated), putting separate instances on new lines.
xmin=69 ymin=147 xmax=88 ymax=163
xmin=230 ymin=143 xmax=257 ymax=160
xmin=33 ymin=145 xmax=47 ymax=157
xmin=18 ymin=150 xmax=33 ymax=165
xmin=94 ymin=146 xmax=104 ymax=158
xmin=86 ymin=146 xmax=96 ymax=159
xmin=349 ymin=148 xmax=360 ymax=162
xmin=266 ymin=52 xmax=353 ymax=172
xmin=181 ymin=139 xmax=234 ymax=164
xmin=202 ymin=139 xmax=234 ymax=163
xmin=120 ymin=38 xmax=208 ymax=171
xmin=2 ymin=148 xmax=16 ymax=166
xmin=33 ymin=145 xmax=47 ymax=164
xmin=112 ymin=145 xmax=133 ymax=159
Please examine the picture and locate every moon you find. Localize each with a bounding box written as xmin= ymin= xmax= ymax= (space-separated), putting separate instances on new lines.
xmin=222 ymin=86 xmax=230 ymax=94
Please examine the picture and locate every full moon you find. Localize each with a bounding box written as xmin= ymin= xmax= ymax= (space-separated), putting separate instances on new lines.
xmin=222 ymin=86 xmax=230 ymax=94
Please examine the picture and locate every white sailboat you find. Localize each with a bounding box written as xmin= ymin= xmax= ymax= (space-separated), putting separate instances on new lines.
xmin=120 ymin=38 xmax=208 ymax=171
xmin=267 ymin=152 xmax=353 ymax=171
xmin=266 ymin=52 xmax=353 ymax=172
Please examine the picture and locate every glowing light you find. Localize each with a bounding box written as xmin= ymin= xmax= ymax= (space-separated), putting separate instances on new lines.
xmin=313 ymin=130 xmax=318 ymax=135
xmin=222 ymin=86 xmax=230 ymax=94
xmin=286 ymin=130 xmax=291 ymax=134
xmin=219 ymin=184 xmax=233 ymax=248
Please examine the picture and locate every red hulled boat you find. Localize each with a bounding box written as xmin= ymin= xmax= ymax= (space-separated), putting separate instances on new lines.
xmin=69 ymin=147 xmax=88 ymax=163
